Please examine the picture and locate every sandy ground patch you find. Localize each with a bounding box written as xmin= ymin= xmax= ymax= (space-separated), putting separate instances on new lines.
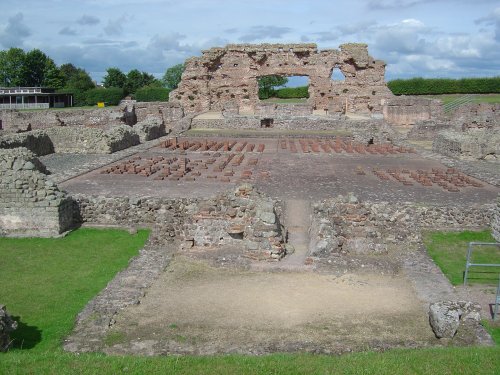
xmin=105 ymin=257 xmax=437 ymax=355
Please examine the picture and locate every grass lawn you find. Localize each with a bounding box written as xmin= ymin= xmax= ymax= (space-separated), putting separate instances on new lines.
xmin=1 ymin=228 xmax=499 ymax=374
xmin=0 ymin=228 xmax=149 ymax=351
xmin=424 ymin=94 xmax=500 ymax=105
xmin=423 ymin=230 xmax=500 ymax=285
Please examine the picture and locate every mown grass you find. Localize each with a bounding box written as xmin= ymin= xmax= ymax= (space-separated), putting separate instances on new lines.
xmin=1 ymin=347 xmax=499 ymax=375
xmin=0 ymin=228 xmax=149 ymax=351
xmin=423 ymin=230 xmax=500 ymax=285
xmin=424 ymin=94 xmax=500 ymax=105
xmin=1 ymin=228 xmax=500 ymax=374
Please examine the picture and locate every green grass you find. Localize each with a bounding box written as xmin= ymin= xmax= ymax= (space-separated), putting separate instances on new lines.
xmin=423 ymin=230 xmax=500 ymax=285
xmin=0 ymin=228 xmax=149 ymax=351
xmin=1 ymin=227 xmax=500 ymax=374
xmin=424 ymin=94 xmax=500 ymax=105
xmin=1 ymin=347 xmax=499 ymax=374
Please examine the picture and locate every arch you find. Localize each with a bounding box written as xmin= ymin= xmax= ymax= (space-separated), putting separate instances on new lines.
xmin=331 ymin=67 xmax=345 ymax=82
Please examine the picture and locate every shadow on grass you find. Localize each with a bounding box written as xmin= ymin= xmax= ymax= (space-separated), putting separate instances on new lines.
xmin=9 ymin=316 xmax=42 ymax=350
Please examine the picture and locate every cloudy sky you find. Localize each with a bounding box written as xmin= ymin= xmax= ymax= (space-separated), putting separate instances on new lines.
xmin=0 ymin=0 xmax=499 ymax=83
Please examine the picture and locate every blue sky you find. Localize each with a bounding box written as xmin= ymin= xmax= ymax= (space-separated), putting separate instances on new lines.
xmin=0 ymin=0 xmax=499 ymax=83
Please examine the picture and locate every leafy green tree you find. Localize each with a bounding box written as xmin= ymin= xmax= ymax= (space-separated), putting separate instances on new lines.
xmin=162 ymin=63 xmax=185 ymax=90
xmin=0 ymin=48 xmax=26 ymax=86
xmin=258 ymin=75 xmax=288 ymax=99
xmin=20 ymin=49 xmax=51 ymax=86
xmin=43 ymin=60 xmax=64 ymax=89
xmin=59 ymin=63 xmax=80 ymax=87
xmin=124 ymin=69 xmax=160 ymax=95
xmin=62 ymin=69 xmax=95 ymax=106
xmin=103 ymin=67 xmax=127 ymax=88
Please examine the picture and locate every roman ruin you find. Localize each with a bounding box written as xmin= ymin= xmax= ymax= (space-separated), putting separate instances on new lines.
xmin=1 ymin=42 xmax=499 ymax=354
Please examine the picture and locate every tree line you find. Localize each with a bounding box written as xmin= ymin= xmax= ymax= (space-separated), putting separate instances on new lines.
xmin=0 ymin=47 xmax=185 ymax=106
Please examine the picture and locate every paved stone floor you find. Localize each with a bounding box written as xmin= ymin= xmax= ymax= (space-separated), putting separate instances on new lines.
xmin=58 ymin=136 xmax=500 ymax=205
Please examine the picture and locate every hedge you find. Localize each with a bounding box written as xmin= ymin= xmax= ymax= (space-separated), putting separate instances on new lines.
xmin=387 ymin=77 xmax=500 ymax=95
xmin=85 ymin=87 xmax=124 ymax=106
xmin=275 ymin=86 xmax=310 ymax=98
xmin=135 ymin=87 xmax=170 ymax=102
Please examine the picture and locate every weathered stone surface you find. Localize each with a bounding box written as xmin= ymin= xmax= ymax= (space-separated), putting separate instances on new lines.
xmin=132 ymin=116 xmax=167 ymax=142
xmin=383 ymin=96 xmax=443 ymax=126
xmin=432 ymin=130 xmax=500 ymax=162
xmin=309 ymin=195 xmax=493 ymax=257
xmin=170 ymin=43 xmax=392 ymax=114
xmin=0 ymin=305 xmax=18 ymax=352
xmin=492 ymin=195 xmax=500 ymax=242
xmin=0 ymin=147 xmax=73 ymax=237
xmin=429 ymin=301 xmax=481 ymax=339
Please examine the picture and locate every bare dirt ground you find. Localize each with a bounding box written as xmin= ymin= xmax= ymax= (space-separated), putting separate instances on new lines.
xmin=104 ymin=256 xmax=437 ymax=356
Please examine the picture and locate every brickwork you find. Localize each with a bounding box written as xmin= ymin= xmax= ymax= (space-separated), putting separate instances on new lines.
xmin=383 ymin=96 xmax=443 ymax=126
xmin=492 ymin=195 xmax=500 ymax=242
xmin=170 ymin=43 xmax=392 ymax=114
xmin=0 ymin=148 xmax=73 ymax=237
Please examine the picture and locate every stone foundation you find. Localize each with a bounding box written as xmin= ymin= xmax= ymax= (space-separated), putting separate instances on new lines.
xmin=309 ymin=195 xmax=494 ymax=256
xmin=0 ymin=148 xmax=73 ymax=237
xmin=383 ymin=96 xmax=443 ymax=126
xmin=72 ymin=184 xmax=285 ymax=260
xmin=432 ymin=130 xmax=500 ymax=162
xmin=492 ymin=195 xmax=500 ymax=242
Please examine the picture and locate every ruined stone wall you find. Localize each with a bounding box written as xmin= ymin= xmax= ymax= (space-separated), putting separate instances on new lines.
xmin=492 ymin=195 xmax=500 ymax=242
xmin=309 ymin=195 xmax=494 ymax=256
xmin=45 ymin=125 xmax=140 ymax=154
xmin=406 ymin=121 xmax=452 ymax=141
xmin=449 ymin=103 xmax=499 ymax=132
xmin=432 ymin=130 xmax=500 ymax=162
xmin=0 ymin=106 xmax=133 ymax=133
xmin=132 ymin=117 xmax=167 ymax=142
xmin=383 ymin=97 xmax=443 ymax=126
xmin=254 ymin=103 xmax=313 ymax=117
xmin=134 ymin=101 xmax=184 ymax=124
xmin=0 ymin=148 xmax=73 ymax=237
xmin=72 ymin=185 xmax=285 ymax=260
xmin=0 ymin=130 xmax=54 ymax=156
xmin=170 ymin=43 xmax=392 ymax=114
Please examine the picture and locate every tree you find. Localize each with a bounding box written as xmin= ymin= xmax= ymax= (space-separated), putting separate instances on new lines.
xmin=0 ymin=48 xmax=26 ymax=86
xmin=43 ymin=60 xmax=64 ymax=89
xmin=258 ymin=75 xmax=288 ymax=99
xmin=162 ymin=63 xmax=185 ymax=90
xmin=124 ymin=69 xmax=160 ymax=95
xmin=62 ymin=69 xmax=95 ymax=106
xmin=103 ymin=67 xmax=127 ymax=88
xmin=20 ymin=49 xmax=51 ymax=86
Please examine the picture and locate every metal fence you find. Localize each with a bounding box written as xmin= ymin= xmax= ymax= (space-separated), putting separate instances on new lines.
xmin=463 ymin=242 xmax=500 ymax=286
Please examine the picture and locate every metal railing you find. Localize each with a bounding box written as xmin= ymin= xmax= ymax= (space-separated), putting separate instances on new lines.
xmin=0 ymin=103 xmax=50 ymax=110
xmin=443 ymin=94 xmax=476 ymax=113
xmin=463 ymin=242 xmax=500 ymax=285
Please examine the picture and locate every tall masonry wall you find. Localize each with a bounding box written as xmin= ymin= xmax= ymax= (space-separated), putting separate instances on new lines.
xmin=170 ymin=43 xmax=393 ymax=114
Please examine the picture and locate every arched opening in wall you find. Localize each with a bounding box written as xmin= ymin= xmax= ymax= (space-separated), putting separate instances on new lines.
xmin=257 ymin=75 xmax=310 ymax=103
xmin=331 ymin=67 xmax=345 ymax=82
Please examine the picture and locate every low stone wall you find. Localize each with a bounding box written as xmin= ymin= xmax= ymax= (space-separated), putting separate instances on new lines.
xmin=72 ymin=184 xmax=285 ymax=260
xmin=132 ymin=116 xmax=166 ymax=142
xmin=134 ymin=101 xmax=185 ymax=124
xmin=450 ymin=103 xmax=500 ymax=131
xmin=383 ymin=96 xmax=442 ymax=126
xmin=432 ymin=130 xmax=500 ymax=162
xmin=254 ymin=103 xmax=313 ymax=117
xmin=407 ymin=121 xmax=452 ymax=141
xmin=0 ymin=106 xmax=133 ymax=132
xmin=492 ymin=195 xmax=500 ymax=242
xmin=45 ymin=125 xmax=140 ymax=154
xmin=0 ymin=130 xmax=54 ymax=156
xmin=309 ymin=195 xmax=494 ymax=256
xmin=0 ymin=148 xmax=73 ymax=237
